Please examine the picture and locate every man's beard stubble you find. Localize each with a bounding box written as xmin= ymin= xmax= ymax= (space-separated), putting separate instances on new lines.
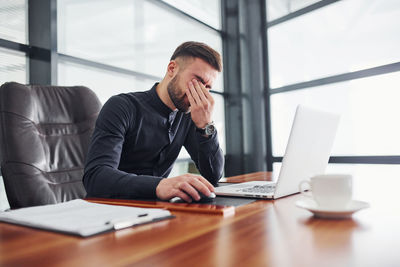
xmin=167 ymin=74 xmax=190 ymax=113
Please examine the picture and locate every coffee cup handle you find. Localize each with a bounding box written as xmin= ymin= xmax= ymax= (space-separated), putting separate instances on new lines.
xmin=299 ymin=180 xmax=312 ymax=198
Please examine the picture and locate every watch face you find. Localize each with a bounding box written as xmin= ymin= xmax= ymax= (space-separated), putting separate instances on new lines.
xmin=205 ymin=124 xmax=216 ymax=135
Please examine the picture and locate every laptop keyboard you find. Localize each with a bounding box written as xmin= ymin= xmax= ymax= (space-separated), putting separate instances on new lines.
xmin=237 ymin=184 xmax=276 ymax=194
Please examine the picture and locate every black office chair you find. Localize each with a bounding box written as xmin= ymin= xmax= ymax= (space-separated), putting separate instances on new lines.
xmin=0 ymin=82 xmax=102 ymax=209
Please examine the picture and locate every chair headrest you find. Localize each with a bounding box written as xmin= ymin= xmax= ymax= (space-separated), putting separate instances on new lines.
xmin=0 ymin=82 xmax=102 ymax=124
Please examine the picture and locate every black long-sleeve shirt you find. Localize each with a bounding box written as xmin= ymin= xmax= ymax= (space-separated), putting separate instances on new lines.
xmin=83 ymin=83 xmax=224 ymax=199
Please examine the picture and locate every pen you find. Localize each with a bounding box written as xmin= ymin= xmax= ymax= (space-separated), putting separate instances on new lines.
xmin=106 ymin=213 xmax=153 ymax=230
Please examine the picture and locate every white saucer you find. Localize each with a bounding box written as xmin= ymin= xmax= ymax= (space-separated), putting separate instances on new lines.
xmin=295 ymin=199 xmax=370 ymax=219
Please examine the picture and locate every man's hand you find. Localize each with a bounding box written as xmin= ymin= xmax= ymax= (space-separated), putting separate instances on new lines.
xmin=186 ymin=79 xmax=214 ymax=129
xmin=156 ymin=173 xmax=215 ymax=202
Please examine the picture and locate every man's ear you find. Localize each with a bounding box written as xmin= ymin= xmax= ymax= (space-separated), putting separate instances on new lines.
xmin=167 ymin=60 xmax=179 ymax=78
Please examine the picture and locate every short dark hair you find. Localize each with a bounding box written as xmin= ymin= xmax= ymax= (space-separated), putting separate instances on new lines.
xmin=170 ymin=41 xmax=222 ymax=72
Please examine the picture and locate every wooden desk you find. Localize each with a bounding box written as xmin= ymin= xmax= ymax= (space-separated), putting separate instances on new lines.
xmin=1 ymin=172 xmax=399 ymax=266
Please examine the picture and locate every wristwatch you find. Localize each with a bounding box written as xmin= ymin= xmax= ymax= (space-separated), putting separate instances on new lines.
xmin=196 ymin=121 xmax=216 ymax=136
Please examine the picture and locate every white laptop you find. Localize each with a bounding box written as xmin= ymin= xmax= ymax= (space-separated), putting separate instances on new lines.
xmin=215 ymin=105 xmax=340 ymax=199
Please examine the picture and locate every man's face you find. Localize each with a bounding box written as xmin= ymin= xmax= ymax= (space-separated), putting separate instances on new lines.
xmin=167 ymin=58 xmax=218 ymax=113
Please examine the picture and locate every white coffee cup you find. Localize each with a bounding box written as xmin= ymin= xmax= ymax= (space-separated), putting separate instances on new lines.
xmin=299 ymin=174 xmax=353 ymax=209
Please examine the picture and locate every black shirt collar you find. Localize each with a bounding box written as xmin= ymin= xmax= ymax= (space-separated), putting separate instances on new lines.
xmin=149 ymin=83 xmax=176 ymax=117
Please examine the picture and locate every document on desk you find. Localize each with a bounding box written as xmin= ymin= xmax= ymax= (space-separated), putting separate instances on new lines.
xmin=0 ymin=199 xmax=173 ymax=237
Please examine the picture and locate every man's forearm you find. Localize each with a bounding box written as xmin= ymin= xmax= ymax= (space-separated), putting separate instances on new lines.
xmin=83 ymin=165 xmax=163 ymax=199
xmin=195 ymin=132 xmax=224 ymax=184
xmin=198 ymin=147 xmax=224 ymax=184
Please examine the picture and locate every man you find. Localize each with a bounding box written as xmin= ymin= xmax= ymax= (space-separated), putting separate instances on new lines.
xmin=83 ymin=41 xmax=224 ymax=203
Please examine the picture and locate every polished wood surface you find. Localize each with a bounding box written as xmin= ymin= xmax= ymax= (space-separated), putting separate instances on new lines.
xmin=1 ymin=172 xmax=400 ymax=267
xmin=86 ymin=197 xmax=235 ymax=216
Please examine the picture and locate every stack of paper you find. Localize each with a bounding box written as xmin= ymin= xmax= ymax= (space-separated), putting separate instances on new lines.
xmin=0 ymin=199 xmax=173 ymax=237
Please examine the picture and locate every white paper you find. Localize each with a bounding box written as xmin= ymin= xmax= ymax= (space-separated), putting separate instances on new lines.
xmin=0 ymin=199 xmax=171 ymax=237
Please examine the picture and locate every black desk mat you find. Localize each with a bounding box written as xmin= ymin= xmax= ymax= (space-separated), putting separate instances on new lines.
xmin=167 ymin=196 xmax=256 ymax=207
xmin=206 ymin=196 xmax=256 ymax=207
xmin=115 ymin=183 xmax=257 ymax=207
xmin=212 ymin=183 xmax=256 ymax=206
xmin=166 ymin=183 xmax=257 ymax=207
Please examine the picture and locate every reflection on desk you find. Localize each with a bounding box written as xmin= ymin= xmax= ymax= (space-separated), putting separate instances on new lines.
xmin=87 ymin=197 xmax=236 ymax=216
xmin=1 ymin=171 xmax=399 ymax=266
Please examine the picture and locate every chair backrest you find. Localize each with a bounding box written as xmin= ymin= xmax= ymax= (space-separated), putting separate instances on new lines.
xmin=0 ymin=82 xmax=102 ymax=209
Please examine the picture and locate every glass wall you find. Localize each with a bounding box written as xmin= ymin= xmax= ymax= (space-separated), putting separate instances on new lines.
xmin=0 ymin=47 xmax=27 ymax=85
xmin=0 ymin=0 xmax=27 ymax=44
xmin=266 ymin=0 xmax=400 ymax=180
xmin=0 ymin=0 xmax=27 ymax=85
xmin=58 ymin=58 xmax=156 ymax=104
xmin=57 ymin=0 xmax=222 ymax=79
xmin=268 ymin=0 xmax=400 ymax=88
xmin=0 ymin=0 xmax=28 ymax=211
xmin=267 ymin=0 xmax=320 ymax=21
xmin=162 ymin=0 xmax=221 ymax=29
xmin=271 ymin=71 xmax=400 ymax=156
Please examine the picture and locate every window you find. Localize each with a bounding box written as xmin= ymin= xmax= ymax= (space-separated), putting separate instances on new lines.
xmin=266 ymin=0 xmax=400 ymax=175
xmin=58 ymin=58 xmax=157 ymax=104
xmin=268 ymin=0 xmax=400 ymax=89
xmin=267 ymin=0 xmax=320 ymax=21
xmin=271 ymin=71 xmax=400 ymax=156
xmin=0 ymin=47 xmax=27 ymax=85
xmin=0 ymin=0 xmax=27 ymax=44
xmin=162 ymin=0 xmax=221 ymax=29
xmin=0 ymin=0 xmax=28 ymax=212
xmin=58 ymin=0 xmax=222 ymax=78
